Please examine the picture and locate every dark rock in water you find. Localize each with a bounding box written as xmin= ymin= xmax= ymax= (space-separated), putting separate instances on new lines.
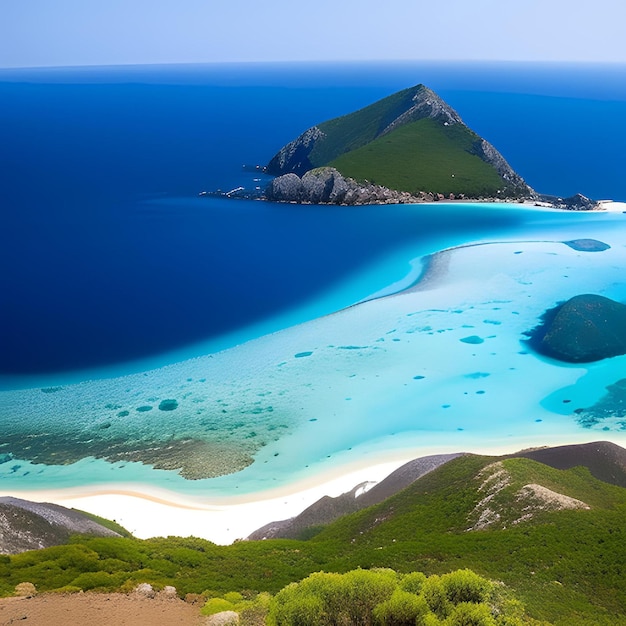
xmin=526 ymin=294 xmax=626 ymax=363
xmin=265 ymin=172 xmax=303 ymax=202
xmin=265 ymin=167 xmax=432 ymax=205
xmin=537 ymin=193 xmax=598 ymax=211
xmin=460 ymin=335 xmax=484 ymax=345
xmin=158 ymin=399 xmax=179 ymax=411
xmin=301 ymin=168 xmax=349 ymax=204
xmin=573 ymin=378 xmax=626 ymax=429
xmin=294 ymin=351 xmax=313 ymax=358
xmin=563 ymin=239 xmax=610 ymax=252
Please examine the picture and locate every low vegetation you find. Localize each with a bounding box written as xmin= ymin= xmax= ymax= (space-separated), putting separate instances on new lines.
xmin=1 ymin=455 xmax=625 ymax=624
xmin=329 ymin=119 xmax=506 ymax=197
xmin=266 ymin=567 xmax=539 ymax=625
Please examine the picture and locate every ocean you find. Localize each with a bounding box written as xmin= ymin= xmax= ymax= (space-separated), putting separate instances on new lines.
xmin=1 ymin=61 xmax=626 ymax=501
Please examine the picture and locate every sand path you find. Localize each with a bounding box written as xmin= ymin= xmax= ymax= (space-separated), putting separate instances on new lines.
xmin=0 ymin=593 xmax=205 ymax=626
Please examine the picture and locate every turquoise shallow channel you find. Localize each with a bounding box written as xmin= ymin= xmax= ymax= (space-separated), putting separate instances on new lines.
xmin=2 ymin=203 xmax=626 ymax=499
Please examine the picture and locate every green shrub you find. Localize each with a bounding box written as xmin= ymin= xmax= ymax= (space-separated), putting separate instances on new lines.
xmin=223 ymin=591 xmax=244 ymax=604
xmin=48 ymin=585 xmax=83 ymax=594
xmin=269 ymin=569 xmax=398 ymax=626
xmin=421 ymin=575 xmax=452 ymax=619
xmin=239 ymin=592 xmax=271 ymax=626
xmin=342 ymin=568 xmax=398 ymax=625
xmin=69 ymin=571 xmax=126 ymax=591
xmin=373 ymin=588 xmax=429 ymax=625
xmin=399 ymin=571 xmax=427 ymax=595
xmin=445 ymin=602 xmax=496 ymax=626
xmin=441 ymin=570 xmax=493 ymax=605
xmin=201 ymin=597 xmax=236 ymax=616
xmin=269 ymin=591 xmax=326 ymax=626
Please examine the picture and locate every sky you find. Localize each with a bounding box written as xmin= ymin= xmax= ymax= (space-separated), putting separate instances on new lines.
xmin=2 ymin=0 xmax=626 ymax=69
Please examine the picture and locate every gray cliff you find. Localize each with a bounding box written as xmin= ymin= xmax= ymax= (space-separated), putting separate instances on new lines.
xmin=0 ymin=497 xmax=123 ymax=554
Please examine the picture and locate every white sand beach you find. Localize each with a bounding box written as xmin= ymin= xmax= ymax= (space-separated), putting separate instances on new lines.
xmin=3 ymin=208 xmax=626 ymax=543
xmin=4 ymin=431 xmax=621 ymax=544
xmin=597 ymin=200 xmax=626 ymax=212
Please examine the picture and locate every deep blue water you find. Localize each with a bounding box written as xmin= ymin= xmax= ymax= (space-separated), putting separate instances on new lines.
xmin=2 ymin=61 xmax=625 ymax=381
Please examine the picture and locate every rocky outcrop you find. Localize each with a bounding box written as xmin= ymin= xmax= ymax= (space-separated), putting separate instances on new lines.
xmin=266 ymin=167 xmax=441 ymax=205
xmin=379 ymin=85 xmax=463 ymax=135
xmin=467 ymin=462 xmax=590 ymax=531
xmin=0 ymin=496 xmax=122 ymax=554
xmin=266 ymin=126 xmax=325 ymax=176
xmin=526 ymin=294 xmax=626 ymax=363
xmin=537 ymin=193 xmax=598 ymax=211
xmin=206 ymin=611 xmax=240 ymax=626
xmin=264 ymin=172 xmax=304 ymax=201
xmin=474 ymin=139 xmax=530 ymax=196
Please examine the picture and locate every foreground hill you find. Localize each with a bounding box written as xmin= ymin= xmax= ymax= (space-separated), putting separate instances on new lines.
xmin=266 ymin=84 xmax=535 ymax=201
xmin=2 ymin=443 xmax=625 ymax=623
xmin=0 ymin=497 xmax=126 ymax=554
xmin=249 ymin=453 xmax=462 ymax=540
xmin=249 ymin=441 xmax=626 ymax=541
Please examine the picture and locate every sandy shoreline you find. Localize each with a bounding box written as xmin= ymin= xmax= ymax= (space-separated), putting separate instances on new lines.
xmin=596 ymin=200 xmax=626 ymax=212
xmin=4 ymin=433 xmax=622 ymax=545
xmin=3 ymin=205 xmax=626 ymax=545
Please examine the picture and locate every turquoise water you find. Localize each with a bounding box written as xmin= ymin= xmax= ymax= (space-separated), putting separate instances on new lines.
xmin=3 ymin=203 xmax=626 ymax=498
xmin=2 ymin=62 xmax=626 ymax=500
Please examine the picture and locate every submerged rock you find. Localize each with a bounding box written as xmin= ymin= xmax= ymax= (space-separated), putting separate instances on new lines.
xmin=526 ymin=294 xmax=626 ymax=363
xmin=563 ymin=238 xmax=610 ymax=252
xmin=158 ymin=399 xmax=179 ymax=411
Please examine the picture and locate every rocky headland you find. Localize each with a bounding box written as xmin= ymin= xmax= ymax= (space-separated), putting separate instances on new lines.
xmin=210 ymin=84 xmax=602 ymax=209
xmin=264 ymin=166 xmax=601 ymax=209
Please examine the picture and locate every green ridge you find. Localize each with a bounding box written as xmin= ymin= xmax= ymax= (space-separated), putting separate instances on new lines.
xmin=328 ymin=118 xmax=505 ymax=196
xmin=309 ymin=86 xmax=419 ymax=165
xmin=2 ymin=455 xmax=625 ymax=624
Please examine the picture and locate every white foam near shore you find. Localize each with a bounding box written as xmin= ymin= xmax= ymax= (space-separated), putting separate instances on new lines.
xmin=3 ymin=214 xmax=626 ymax=541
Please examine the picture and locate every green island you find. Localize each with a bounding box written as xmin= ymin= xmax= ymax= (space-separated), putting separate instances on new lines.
xmin=263 ymin=84 xmax=597 ymax=210
xmin=2 ymin=451 xmax=625 ymax=624
xmin=265 ymin=84 xmax=534 ymax=203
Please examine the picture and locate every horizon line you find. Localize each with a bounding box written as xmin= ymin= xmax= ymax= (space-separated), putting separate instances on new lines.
xmin=2 ymin=58 xmax=626 ymax=72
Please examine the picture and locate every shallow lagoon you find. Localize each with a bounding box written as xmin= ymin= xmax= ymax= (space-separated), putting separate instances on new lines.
xmin=3 ymin=202 xmax=626 ymax=500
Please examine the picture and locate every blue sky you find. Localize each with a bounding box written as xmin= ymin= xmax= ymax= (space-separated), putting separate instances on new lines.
xmin=2 ymin=0 xmax=625 ymax=68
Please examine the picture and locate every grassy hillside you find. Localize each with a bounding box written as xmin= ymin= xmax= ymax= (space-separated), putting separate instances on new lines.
xmin=2 ymin=455 xmax=625 ymax=624
xmin=311 ymin=456 xmax=626 ymax=624
xmin=308 ymin=86 xmax=420 ymax=166
xmin=267 ymin=83 xmax=533 ymax=199
xmin=329 ymin=118 xmax=506 ymax=197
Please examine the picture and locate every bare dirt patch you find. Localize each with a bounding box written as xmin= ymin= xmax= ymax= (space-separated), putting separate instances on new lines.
xmin=0 ymin=592 xmax=206 ymax=626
